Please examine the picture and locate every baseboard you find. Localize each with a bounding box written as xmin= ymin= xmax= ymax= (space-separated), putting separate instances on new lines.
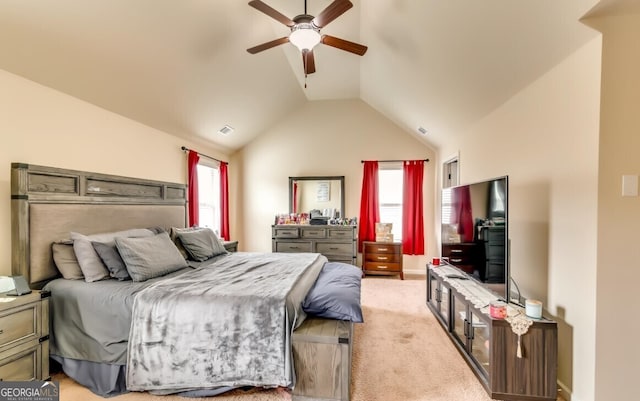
xmin=557 ymin=380 xmax=572 ymax=401
xmin=403 ymin=268 xmax=426 ymax=276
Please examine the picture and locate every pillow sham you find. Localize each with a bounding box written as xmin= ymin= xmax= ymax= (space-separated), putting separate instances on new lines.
xmin=115 ymin=232 xmax=188 ymax=282
xmin=92 ymin=241 xmax=130 ymax=281
xmin=51 ymin=242 xmax=84 ymax=280
xmin=175 ymin=227 xmax=228 ymax=262
xmin=71 ymin=228 xmax=155 ymax=282
xmin=302 ymin=262 xmax=364 ymax=323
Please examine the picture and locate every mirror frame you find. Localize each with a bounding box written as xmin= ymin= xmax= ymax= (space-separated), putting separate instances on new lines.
xmin=289 ymin=176 xmax=345 ymax=218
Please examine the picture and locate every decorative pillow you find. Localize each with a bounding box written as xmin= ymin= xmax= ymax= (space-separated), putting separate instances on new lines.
xmin=71 ymin=228 xmax=155 ymax=282
xmin=169 ymin=227 xmax=195 ymax=259
xmin=92 ymin=241 xmax=130 ymax=281
xmin=175 ymin=227 xmax=228 ymax=262
xmin=302 ymin=262 xmax=364 ymax=323
xmin=51 ymin=242 xmax=84 ymax=280
xmin=115 ymin=232 xmax=188 ymax=282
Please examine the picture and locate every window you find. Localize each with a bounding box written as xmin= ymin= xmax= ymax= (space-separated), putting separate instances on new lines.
xmin=197 ymin=163 xmax=220 ymax=235
xmin=378 ymin=166 xmax=403 ymax=241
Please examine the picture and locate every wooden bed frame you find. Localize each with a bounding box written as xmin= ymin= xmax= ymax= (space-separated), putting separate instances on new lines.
xmin=10 ymin=163 xmax=353 ymax=401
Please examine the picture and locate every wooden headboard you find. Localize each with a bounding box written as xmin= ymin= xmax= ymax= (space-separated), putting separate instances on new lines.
xmin=11 ymin=163 xmax=187 ymax=288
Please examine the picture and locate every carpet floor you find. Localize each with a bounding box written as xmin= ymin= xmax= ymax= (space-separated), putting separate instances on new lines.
xmin=54 ymin=275 xmax=500 ymax=401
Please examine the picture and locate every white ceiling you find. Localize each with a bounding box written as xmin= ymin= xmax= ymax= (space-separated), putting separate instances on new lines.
xmin=0 ymin=0 xmax=603 ymax=153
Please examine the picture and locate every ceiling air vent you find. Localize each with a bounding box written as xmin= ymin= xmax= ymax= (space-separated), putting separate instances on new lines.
xmin=417 ymin=126 xmax=428 ymax=135
xmin=218 ymin=125 xmax=234 ymax=135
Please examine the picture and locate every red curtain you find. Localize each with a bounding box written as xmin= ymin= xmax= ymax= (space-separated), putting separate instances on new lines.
xmin=453 ymin=186 xmax=474 ymax=242
xmin=292 ymin=181 xmax=298 ymax=214
xmin=187 ymin=150 xmax=200 ymax=227
xmin=358 ymin=161 xmax=380 ymax=252
xmin=402 ymin=160 xmax=425 ymax=255
xmin=220 ymin=162 xmax=230 ymax=241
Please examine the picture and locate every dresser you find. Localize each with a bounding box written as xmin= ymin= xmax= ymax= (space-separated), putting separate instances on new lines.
xmin=479 ymin=226 xmax=505 ymax=283
xmin=272 ymin=225 xmax=357 ymax=265
xmin=362 ymin=241 xmax=403 ymax=279
xmin=0 ymin=290 xmax=50 ymax=381
xmin=442 ymin=242 xmax=478 ymax=275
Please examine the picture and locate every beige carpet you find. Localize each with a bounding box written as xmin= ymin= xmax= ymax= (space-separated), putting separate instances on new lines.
xmin=55 ymin=275 xmax=494 ymax=401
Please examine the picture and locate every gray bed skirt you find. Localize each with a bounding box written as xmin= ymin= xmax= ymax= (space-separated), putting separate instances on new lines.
xmin=52 ymin=356 xmax=238 ymax=398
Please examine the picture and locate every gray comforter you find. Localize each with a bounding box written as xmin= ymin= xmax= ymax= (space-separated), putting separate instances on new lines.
xmin=126 ymin=252 xmax=324 ymax=393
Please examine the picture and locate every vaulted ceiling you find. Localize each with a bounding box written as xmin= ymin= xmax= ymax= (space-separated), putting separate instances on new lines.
xmin=0 ymin=0 xmax=604 ymax=153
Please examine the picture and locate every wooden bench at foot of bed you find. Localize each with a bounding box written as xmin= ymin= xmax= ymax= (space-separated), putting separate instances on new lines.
xmin=292 ymin=317 xmax=353 ymax=401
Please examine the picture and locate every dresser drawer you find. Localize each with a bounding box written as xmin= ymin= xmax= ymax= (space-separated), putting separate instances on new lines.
xmin=273 ymin=227 xmax=300 ymax=238
xmin=274 ymin=241 xmax=313 ymax=253
xmin=0 ymin=303 xmax=40 ymax=350
xmin=363 ymin=261 xmax=401 ymax=272
xmin=316 ymin=242 xmax=353 ymax=256
xmin=301 ymin=228 xmax=327 ymax=239
xmin=328 ymin=229 xmax=355 ymax=240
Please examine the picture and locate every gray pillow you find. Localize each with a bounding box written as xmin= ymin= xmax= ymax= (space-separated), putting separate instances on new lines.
xmin=302 ymin=262 xmax=364 ymax=323
xmin=51 ymin=242 xmax=84 ymax=280
xmin=115 ymin=232 xmax=188 ymax=282
xmin=175 ymin=228 xmax=228 ymax=262
xmin=71 ymin=228 xmax=155 ymax=282
xmin=92 ymin=241 xmax=130 ymax=281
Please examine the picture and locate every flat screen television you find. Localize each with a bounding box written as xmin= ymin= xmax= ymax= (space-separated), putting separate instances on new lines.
xmin=441 ymin=176 xmax=510 ymax=301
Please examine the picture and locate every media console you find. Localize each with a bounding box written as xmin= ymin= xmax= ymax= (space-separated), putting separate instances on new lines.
xmin=426 ymin=263 xmax=558 ymax=401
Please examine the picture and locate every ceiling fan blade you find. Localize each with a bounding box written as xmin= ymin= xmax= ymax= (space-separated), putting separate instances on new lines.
xmin=248 ymin=0 xmax=295 ymax=27
xmin=312 ymin=0 xmax=353 ymax=28
xmin=321 ymin=35 xmax=368 ymax=56
xmin=302 ymin=50 xmax=316 ymax=75
xmin=247 ymin=37 xmax=289 ymax=54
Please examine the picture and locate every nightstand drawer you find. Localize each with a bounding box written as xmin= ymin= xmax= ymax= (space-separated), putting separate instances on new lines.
xmin=364 ymin=252 xmax=401 ymax=263
xmin=0 ymin=341 xmax=41 ymax=381
xmin=363 ymin=243 xmax=399 ymax=254
xmin=0 ymin=303 xmax=40 ymax=350
xmin=363 ymin=261 xmax=401 ymax=272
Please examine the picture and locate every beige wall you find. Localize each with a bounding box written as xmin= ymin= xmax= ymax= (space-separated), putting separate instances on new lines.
xmin=438 ymin=38 xmax=602 ymax=401
xmin=0 ymin=69 xmax=227 ymax=276
xmin=235 ymin=99 xmax=437 ymax=273
xmin=588 ymin=13 xmax=640 ymax=401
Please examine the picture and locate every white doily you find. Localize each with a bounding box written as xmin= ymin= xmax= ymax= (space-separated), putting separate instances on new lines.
xmin=430 ymin=265 xmax=533 ymax=358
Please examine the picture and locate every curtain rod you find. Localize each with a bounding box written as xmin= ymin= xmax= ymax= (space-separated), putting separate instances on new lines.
xmin=361 ymin=158 xmax=429 ymax=163
xmin=181 ymin=146 xmax=227 ymax=164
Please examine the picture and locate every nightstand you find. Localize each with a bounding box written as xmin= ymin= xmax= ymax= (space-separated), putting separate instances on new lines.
xmin=223 ymin=240 xmax=239 ymax=253
xmin=362 ymin=241 xmax=403 ymax=280
xmin=0 ymin=290 xmax=50 ymax=381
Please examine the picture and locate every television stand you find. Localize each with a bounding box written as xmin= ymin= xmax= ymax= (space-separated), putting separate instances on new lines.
xmin=426 ymin=264 xmax=558 ymax=401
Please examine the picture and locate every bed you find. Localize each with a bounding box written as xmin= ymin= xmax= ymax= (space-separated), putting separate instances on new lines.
xmin=10 ymin=163 xmax=359 ymax=400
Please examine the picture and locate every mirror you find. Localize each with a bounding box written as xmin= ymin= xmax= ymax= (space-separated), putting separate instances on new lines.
xmin=289 ymin=176 xmax=345 ymax=219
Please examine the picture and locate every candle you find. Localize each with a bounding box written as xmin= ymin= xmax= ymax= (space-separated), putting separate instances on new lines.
xmin=525 ymin=299 xmax=543 ymax=319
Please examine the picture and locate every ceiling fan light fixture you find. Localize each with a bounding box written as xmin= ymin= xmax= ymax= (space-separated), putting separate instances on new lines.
xmin=289 ymin=23 xmax=321 ymax=52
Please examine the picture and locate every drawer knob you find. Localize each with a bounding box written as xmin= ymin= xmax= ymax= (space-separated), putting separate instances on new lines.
xmin=451 ymin=249 xmax=463 ymax=253
xmin=451 ymin=258 xmax=462 ymax=263
xmin=377 ymin=256 xmax=388 ymax=260
xmin=329 ymin=247 xmax=339 ymax=250
xmin=378 ymin=265 xmax=388 ymax=269
xmin=378 ymin=248 xmax=388 ymax=251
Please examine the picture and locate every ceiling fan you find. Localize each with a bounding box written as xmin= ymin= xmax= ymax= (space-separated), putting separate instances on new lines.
xmin=247 ymin=0 xmax=368 ymax=77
